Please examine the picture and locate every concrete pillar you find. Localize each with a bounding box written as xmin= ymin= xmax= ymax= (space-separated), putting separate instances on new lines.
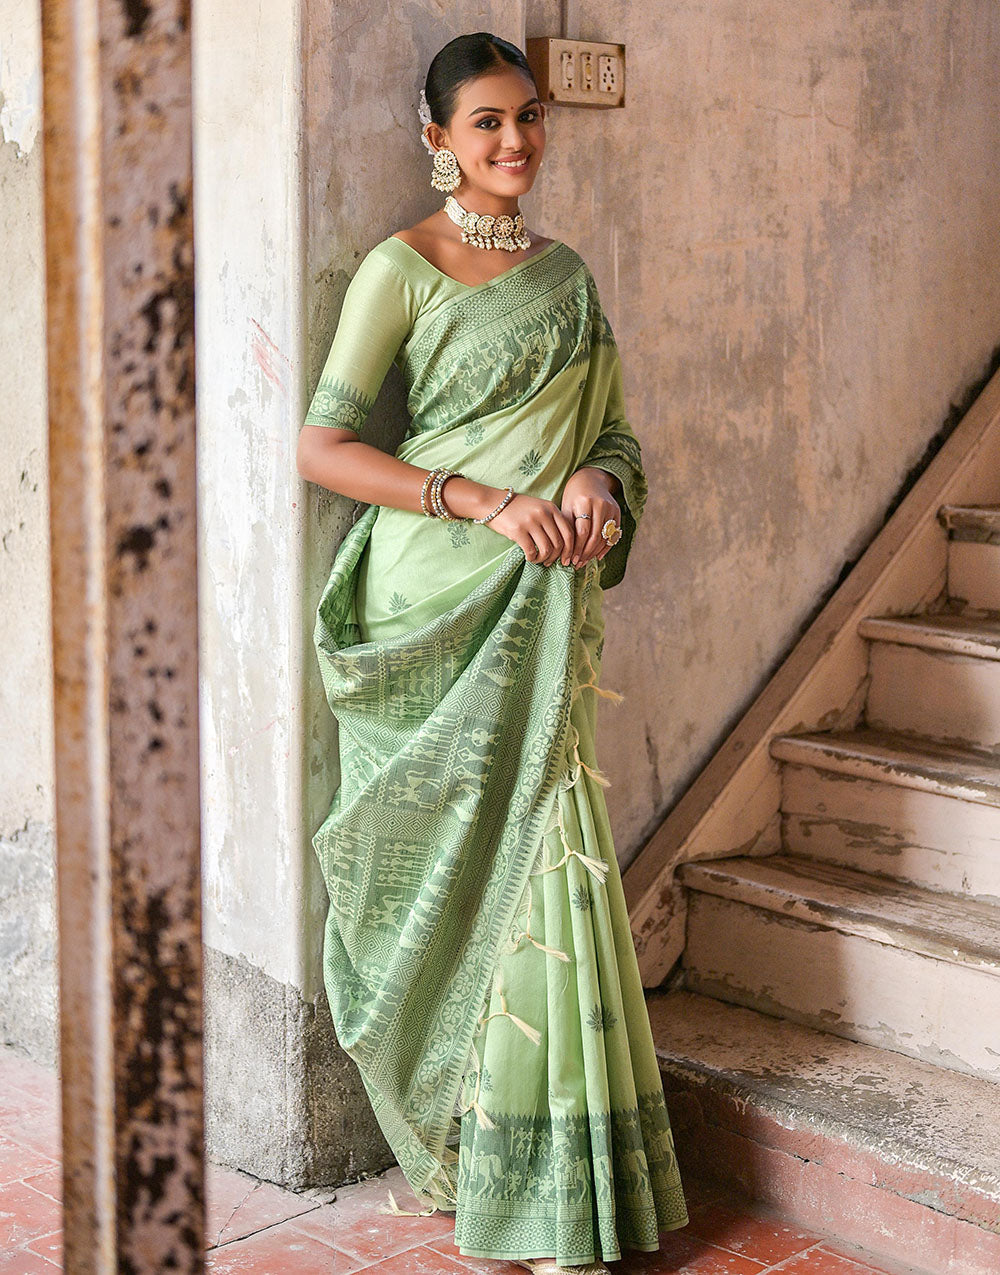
xmin=192 ymin=0 xmax=394 ymax=1186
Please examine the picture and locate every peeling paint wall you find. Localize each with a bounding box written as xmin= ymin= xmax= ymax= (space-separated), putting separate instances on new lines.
xmin=0 ymin=3 xmax=48 ymax=833
xmin=0 ymin=2 xmax=54 ymax=1060
xmin=192 ymin=0 xmax=317 ymax=997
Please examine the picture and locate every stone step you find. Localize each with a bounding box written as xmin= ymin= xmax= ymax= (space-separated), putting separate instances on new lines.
xmin=936 ymin=506 xmax=1000 ymax=612
xmin=857 ymin=614 xmax=1000 ymax=753
xmin=937 ymin=503 xmax=1000 ymax=542
xmin=677 ymin=851 xmax=1000 ymax=1080
xmin=649 ymin=987 xmax=1000 ymax=1275
xmin=770 ymin=726 xmax=1000 ymax=901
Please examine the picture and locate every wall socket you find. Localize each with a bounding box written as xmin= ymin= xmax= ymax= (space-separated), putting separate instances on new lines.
xmin=525 ymin=37 xmax=625 ymax=109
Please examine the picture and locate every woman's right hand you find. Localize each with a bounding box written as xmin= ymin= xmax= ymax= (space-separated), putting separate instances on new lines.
xmin=486 ymin=493 xmax=577 ymax=567
xmin=440 ymin=478 xmax=576 ymax=567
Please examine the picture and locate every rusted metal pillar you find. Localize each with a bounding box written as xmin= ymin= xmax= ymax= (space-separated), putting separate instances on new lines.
xmin=40 ymin=1 xmax=204 ymax=1271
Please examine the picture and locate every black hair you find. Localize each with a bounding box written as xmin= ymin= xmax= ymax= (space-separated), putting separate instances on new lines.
xmin=424 ymin=32 xmax=537 ymax=130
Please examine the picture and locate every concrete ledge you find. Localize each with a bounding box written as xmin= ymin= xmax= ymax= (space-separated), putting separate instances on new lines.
xmin=650 ymin=988 xmax=1000 ymax=1275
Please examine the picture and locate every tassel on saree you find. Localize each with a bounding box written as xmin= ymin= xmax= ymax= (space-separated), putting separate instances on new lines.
xmin=572 ymin=640 xmax=625 ymax=704
xmin=532 ymin=772 xmax=610 ymax=888
xmin=570 ymin=736 xmax=612 ymax=788
xmin=462 ymin=1068 xmax=496 ymax=1131
xmin=559 ymin=719 xmax=612 ymax=791
xmin=382 ymin=1188 xmax=439 ymax=1217
xmin=477 ymin=974 xmax=542 ymax=1046
xmin=509 ymin=879 xmax=571 ymax=962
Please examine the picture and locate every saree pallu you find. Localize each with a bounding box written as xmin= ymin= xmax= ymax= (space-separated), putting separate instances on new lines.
xmin=307 ymin=236 xmax=689 ymax=1263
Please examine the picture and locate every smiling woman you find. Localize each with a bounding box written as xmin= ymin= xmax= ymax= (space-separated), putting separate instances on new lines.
xmin=298 ymin=30 xmax=690 ymax=1274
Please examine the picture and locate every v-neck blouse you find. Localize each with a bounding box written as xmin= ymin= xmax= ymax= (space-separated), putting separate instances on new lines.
xmin=385 ymin=234 xmax=564 ymax=294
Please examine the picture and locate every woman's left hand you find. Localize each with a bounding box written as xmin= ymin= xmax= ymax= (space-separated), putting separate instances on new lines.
xmin=560 ymin=467 xmax=623 ymax=568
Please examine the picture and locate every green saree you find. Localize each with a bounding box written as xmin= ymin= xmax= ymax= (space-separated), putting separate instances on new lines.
xmin=306 ymin=234 xmax=689 ymax=1264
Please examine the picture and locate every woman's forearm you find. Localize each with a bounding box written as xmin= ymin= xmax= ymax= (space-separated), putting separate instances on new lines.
xmin=296 ymin=427 xmax=507 ymax=520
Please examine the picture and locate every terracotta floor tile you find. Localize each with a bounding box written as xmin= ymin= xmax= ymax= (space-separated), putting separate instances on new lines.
xmin=0 ymin=1178 xmax=62 ymax=1248
xmin=205 ymin=1164 xmax=321 ymax=1247
xmin=357 ymin=1246 xmax=472 ymax=1274
xmin=22 ymin=1164 xmax=62 ymax=1202
xmin=426 ymin=1232 xmax=528 ymax=1272
xmin=292 ymin=1167 xmax=455 ymax=1264
xmin=0 ymin=1131 xmax=59 ymax=1186
xmin=0 ymin=1248 xmax=59 ymax=1274
xmin=683 ymin=1199 xmax=818 ymax=1264
xmin=205 ymin=1216 xmax=368 ymax=1273
xmin=804 ymin=1243 xmax=919 ymax=1275
xmin=620 ymin=1228 xmax=769 ymax=1273
xmin=24 ymin=1226 xmax=63 ymax=1265
xmin=771 ymin=1246 xmax=897 ymax=1274
xmin=2 ymin=1102 xmax=61 ymax=1161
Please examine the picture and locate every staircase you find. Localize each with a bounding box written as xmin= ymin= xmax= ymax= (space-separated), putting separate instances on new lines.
xmin=646 ymin=505 xmax=1000 ymax=1275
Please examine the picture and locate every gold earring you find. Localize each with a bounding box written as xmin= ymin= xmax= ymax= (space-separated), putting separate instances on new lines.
xmin=430 ymin=147 xmax=462 ymax=193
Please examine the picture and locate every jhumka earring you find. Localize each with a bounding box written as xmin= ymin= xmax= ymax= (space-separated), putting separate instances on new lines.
xmin=430 ymin=145 xmax=462 ymax=193
xmin=419 ymin=88 xmax=462 ymax=193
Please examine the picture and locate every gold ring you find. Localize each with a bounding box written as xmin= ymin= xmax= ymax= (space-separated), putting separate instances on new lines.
xmin=600 ymin=518 xmax=622 ymax=545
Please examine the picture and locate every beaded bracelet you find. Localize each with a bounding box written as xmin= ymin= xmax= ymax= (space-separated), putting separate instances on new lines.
xmin=472 ymin=485 xmax=517 ymax=524
xmin=419 ymin=468 xmax=439 ymax=517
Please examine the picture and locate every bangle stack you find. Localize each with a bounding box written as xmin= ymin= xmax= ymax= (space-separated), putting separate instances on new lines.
xmin=420 ymin=467 xmax=464 ymax=520
xmin=420 ymin=468 xmax=518 ymax=525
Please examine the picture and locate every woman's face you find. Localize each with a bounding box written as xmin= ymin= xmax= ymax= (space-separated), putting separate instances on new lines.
xmin=430 ymin=66 xmax=547 ymax=200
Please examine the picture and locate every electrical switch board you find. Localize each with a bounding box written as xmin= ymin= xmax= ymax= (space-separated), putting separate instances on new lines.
xmin=525 ymin=37 xmax=625 ymax=109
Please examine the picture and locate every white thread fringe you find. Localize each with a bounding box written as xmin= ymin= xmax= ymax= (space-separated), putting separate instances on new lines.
xmin=571 ymin=639 xmax=625 ymax=705
xmin=509 ymin=878 xmax=571 ymax=962
xmin=381 ymin=1188 xmax=440 ymax=1216
xmin=477 ymin=971 xmax=542 ymax=1047
xmin=531 ymin=745 xmax=611 ymax=888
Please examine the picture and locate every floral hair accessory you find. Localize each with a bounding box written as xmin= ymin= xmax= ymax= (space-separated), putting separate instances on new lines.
xmin=417 ymin=88 xmax=435 ymax=154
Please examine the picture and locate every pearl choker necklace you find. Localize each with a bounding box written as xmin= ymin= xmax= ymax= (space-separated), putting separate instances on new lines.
xmin=443 ymin=195 xmax=531 ymax=252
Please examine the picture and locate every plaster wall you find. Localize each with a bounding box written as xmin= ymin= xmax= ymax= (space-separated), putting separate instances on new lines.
xmin=520 ymin=0 xmax=1000 ymax=861
xmin=0 ymin=1 xmax=55 ymax=1061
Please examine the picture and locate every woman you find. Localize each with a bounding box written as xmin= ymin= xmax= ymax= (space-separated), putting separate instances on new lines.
xmin=296 ymin=32 xmax=690 ymax=1273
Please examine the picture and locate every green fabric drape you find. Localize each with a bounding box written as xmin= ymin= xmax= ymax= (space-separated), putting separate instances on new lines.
xmin=307 ymin=237 xmax=689 ymax=1263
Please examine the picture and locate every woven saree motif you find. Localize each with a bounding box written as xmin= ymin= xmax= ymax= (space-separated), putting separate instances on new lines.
xmin=308 ymin=236 xmax=688 ymax=1263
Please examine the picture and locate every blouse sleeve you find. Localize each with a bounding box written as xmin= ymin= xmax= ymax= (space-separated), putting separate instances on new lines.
xmin=304 ymin=246 xmax=418 ymax=434
xmin=578 ymin=322 xmax=649 ymax=591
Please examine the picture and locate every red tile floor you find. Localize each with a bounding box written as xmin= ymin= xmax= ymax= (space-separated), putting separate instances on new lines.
xmin=1 ymin=1043 xmax=928 ymax=1274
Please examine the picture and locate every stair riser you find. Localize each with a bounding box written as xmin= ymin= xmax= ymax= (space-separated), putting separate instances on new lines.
xmin=865 ymin=642 xmax=1000 ymax=753
xmin=662 ymin=1066 xmax=1000 ymax=1275
xmin=683 ymin=892 xmax=1000 ymax=1080
xmin=780 ymin=763 xmax=1000 ymax=902
xmin=949 ymin=540 xmax=1000 ymax=611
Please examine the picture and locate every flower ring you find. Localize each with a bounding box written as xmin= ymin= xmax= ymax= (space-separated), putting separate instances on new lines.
xmin=600 ymin=518 xmax=622 ymax=545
